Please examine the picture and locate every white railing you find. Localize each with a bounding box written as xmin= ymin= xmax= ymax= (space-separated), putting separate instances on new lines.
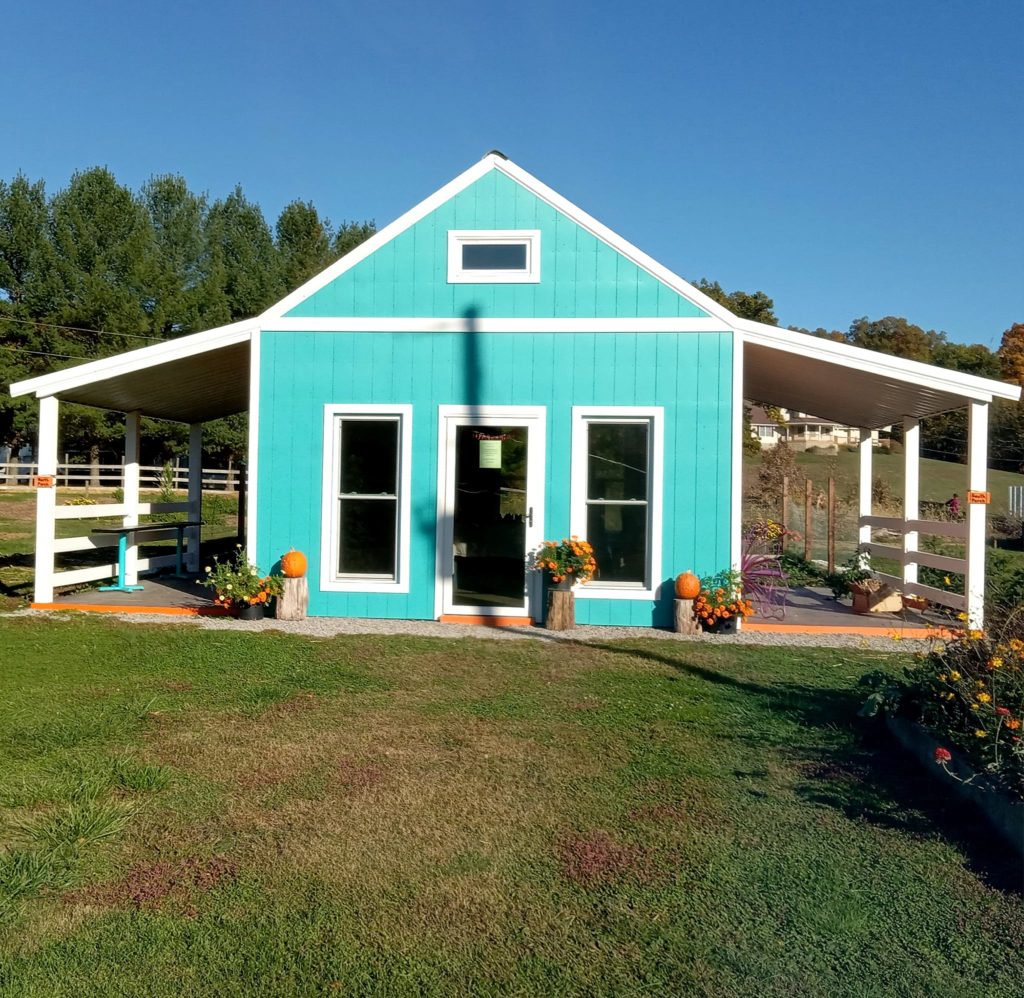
xmin=0 ymin=462 xmax=241 ymax=490
xmin=859 ymin=514 xmax=967 ymax=612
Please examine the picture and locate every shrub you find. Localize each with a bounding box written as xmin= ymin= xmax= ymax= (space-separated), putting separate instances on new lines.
xmin=756 ymin=440 xmax=799 ymax=495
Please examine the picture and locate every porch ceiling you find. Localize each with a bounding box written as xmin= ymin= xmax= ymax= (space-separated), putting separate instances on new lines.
xmin=48 ymin=341 xmax=251 ymax=423
xmin=744 ymin=340 xmax=971 ymax=428
xmin=740 ymin=322 xmax=1021 ymax=429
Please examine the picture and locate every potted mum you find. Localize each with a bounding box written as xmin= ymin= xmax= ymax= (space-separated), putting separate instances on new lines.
xmin=693 ymin=570 xmax=754 ymax=633
xmin=534 ymin=537 xmax=597 ymax=588
xmin=202 ymin=546 xmax=283 ymax=620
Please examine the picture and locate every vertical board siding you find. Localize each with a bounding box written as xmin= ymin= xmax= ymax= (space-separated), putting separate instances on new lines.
xmin=285 ymin=171 xmax=709 ymax=320
xmin=258 ymin=330 xmax=734 ymax=626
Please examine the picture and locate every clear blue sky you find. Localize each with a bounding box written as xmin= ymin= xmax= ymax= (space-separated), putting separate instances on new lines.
xmin=5 ymin=0 xmax=1021 ymax=346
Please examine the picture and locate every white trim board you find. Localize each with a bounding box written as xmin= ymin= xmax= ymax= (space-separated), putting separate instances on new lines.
xmin=263 ymin=317 xmax=731 ymax=333
xmin=245 ymin=330 xmax=261 ymax=565
xmin=320 ymin=404 xmax=414 ymax=594
xmin=570 ymin=405 xmax=664 ymax=601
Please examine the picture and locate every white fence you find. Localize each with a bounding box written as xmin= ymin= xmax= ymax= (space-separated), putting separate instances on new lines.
xmin=0 ymin=462 xmax=241 ymax=490
xmin=1011 ymin=486 xmax=1024 ymax=517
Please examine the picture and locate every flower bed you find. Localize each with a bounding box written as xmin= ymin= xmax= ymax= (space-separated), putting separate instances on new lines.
xmin=860 ymin=612 xmax=1024 ymax=849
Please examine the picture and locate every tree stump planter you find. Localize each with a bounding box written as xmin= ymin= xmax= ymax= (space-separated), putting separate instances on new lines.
xmin=673 ymin=598 xmax=701 ymax=635
xmin=276 ymin=576 xmax=309 ymax=621
xmin=545 ymin=579 xmax=575 ymax=630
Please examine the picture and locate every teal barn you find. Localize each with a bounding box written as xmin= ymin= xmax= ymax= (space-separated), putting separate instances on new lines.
xmin=14 ymin=154 xmax=1019 ymax=628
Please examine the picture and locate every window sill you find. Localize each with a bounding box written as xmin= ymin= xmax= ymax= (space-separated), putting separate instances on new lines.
xmin=574 ymin=583 xmax=657 ymax=601
xmin=320 ymin=577 xmax=409 ymax=594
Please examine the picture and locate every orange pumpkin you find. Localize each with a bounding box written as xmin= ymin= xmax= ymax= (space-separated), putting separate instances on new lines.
xmin=281 ymin=549 xmax=307 ymax=578
xmin=674 ymin=571 xmax=701 ymax=600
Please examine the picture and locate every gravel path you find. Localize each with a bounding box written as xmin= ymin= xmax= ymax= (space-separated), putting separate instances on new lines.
xmin=9 ymin=608 xmax=936 ymax=652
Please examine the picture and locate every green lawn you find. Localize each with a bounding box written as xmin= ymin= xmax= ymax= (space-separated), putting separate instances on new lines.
xmin=0 ymin=618 xmax=1020 ymax=996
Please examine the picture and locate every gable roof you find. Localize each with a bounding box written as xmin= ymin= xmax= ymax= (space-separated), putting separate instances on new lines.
xmin=259 ymin=152 xmax=733 ymax=324
xmin=9 ymin=153 xmax=1021 ymax=429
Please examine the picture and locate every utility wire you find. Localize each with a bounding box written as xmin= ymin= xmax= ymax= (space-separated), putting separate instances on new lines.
xmin=0 ymin=315 xmax=162 ymax=342
xmin=0 ymin=344 xmax=100 ymax=361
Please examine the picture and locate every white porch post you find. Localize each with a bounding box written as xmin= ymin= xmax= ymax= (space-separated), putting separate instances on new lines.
xmin=966 ymin=401 xmax=989 ymax=629
xmin=858 ymin=427 xmax=873 ymax=566
xmin=187 ymin=423 xmax=203 ymax=573
xmin=902 ymin=416 xmax=919 ymax=590
xmin=123 ymin=411 xmax=141 ymax=584
xmin=33 ymin=395 xmax=59 ymax=604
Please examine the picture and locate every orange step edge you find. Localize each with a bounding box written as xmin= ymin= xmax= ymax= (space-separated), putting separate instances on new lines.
xmin=744 ymin=621 xmax=953 ymax=639
xmin=31 ymin=602 xmax=231 ymax=617
xmin=439 ymin=614 xmax=535 ymax=627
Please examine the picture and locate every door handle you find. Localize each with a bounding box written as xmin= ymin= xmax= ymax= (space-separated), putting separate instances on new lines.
xmin=527 ymin=506 xmax=534 ymax=527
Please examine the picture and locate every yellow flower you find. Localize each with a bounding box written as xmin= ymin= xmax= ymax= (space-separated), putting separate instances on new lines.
xmin=944 ymin=576 xmax=952 ymax=585
xmin=975 ymin=729 xmax=988 ymax=738
xmin=977 ymin=692 xmax=991 ymax=703
xmin=976 ymin=680 xmax=986 ymax=689
xmin=938 ymin=674 xmax=947 ymax=682
xmin=971 ymin=703 xmax=980 ymax=710
xmin=989 ymin=657 xmax=1003 ymax=670
xmin=949 ymin=671 xmax=961 ymax=681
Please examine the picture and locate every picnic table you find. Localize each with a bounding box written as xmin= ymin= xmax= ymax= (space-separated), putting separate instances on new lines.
xmin=92 ymin=520 xmax=202 ymax=592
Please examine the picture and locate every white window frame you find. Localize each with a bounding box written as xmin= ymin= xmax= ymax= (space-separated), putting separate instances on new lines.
xmin=447 ymin=229 xmax=541 ymax=284
xmin=570 ymin=406 xmax=664 ymax=601
xmin=321 ymin=403 xmax=412 ymax=593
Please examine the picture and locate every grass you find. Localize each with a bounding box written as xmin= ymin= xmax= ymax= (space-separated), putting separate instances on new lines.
xmin=0 ymin=616 xmax=1020 ymax=996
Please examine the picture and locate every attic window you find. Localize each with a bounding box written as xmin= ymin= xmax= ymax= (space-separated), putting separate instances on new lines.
xmin=447 ymin=230 xmax=541 ymax=284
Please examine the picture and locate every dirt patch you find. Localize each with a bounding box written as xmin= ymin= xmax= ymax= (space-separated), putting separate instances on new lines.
xmin=66 ymin=855 xmax=237 ymax=911
xmin=557 ymin=830 xmax=652 ymax=885
xmin=335 ymin=756 xmax=388 ymax=791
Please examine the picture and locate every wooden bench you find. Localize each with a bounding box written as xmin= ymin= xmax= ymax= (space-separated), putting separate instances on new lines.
xmin=91 ymin=520 xmax=202 ymax=592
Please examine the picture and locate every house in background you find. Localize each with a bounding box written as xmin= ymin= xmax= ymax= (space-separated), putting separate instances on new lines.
xmin=748 ymin=405 xmax=886 ymax=452
xmin=11 ymin=153 xmax=1021 ymax=627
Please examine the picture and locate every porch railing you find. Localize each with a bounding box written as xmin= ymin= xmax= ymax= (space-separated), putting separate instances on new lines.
xmin=858 ymin=514 xmax=967 ymax=612
xmin=47 ymin=500 xmax=193 ymax=590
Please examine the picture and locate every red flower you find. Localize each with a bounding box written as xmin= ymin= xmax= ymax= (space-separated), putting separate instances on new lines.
xmin=996 ymin=706 xmax=1011 ymax=716
xmin=933 ymin=747 xmax=952 ymax=764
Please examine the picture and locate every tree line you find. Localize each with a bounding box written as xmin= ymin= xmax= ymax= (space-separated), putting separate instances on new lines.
xmin=695 ymin=280 xmax=1024 ymax=472
xmin=0 ymin=168 xmax=374 ymax=464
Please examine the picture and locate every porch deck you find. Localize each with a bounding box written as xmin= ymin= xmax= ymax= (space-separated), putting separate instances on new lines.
xmin=33 ymin=578 xmax=952 ymax=637
xmin=35 ymin=575 xmax=228 ymax=616
xmin=745 ymin=585 xmax=952 ymax=637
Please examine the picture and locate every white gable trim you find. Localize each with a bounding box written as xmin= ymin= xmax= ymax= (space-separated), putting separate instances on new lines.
xmin=258 ymin=153 xmax=728 ymax=324
xmin=10 ymin=320 xmax=256 ymax=399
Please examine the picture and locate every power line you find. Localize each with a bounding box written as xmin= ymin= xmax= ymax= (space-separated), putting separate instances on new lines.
xmin=0 ymin=343 xmax=99 ymax=361
xmin=0 ymin=315 xmax=162 ymax=342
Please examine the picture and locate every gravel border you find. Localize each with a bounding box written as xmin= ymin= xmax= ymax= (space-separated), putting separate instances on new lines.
xmin=6 ymin=608 xmax=938 ymax=652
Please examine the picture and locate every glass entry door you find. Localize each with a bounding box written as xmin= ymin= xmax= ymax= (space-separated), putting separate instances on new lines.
xmin=438 ymin=407 xmax=545 ymax=618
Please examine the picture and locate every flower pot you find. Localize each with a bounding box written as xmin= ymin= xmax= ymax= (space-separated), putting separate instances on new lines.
xmin=237 ymin=603 xmax=265 ymax=621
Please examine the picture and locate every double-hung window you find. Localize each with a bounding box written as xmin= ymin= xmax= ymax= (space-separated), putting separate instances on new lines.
xmin=321 ymin=404 xmax=412 ymax=592
xmin=570 ymin=407 xmax=663 ymax=599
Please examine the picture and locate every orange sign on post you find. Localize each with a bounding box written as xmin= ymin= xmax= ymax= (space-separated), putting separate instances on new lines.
xmin=966 ymin=491 xmax=991 ymax=504
xmin=31 ymin=475 xmax=55 ymax=488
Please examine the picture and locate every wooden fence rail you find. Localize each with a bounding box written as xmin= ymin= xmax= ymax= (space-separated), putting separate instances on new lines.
xmin=0 ymin=462 xmax=241 ymax=491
